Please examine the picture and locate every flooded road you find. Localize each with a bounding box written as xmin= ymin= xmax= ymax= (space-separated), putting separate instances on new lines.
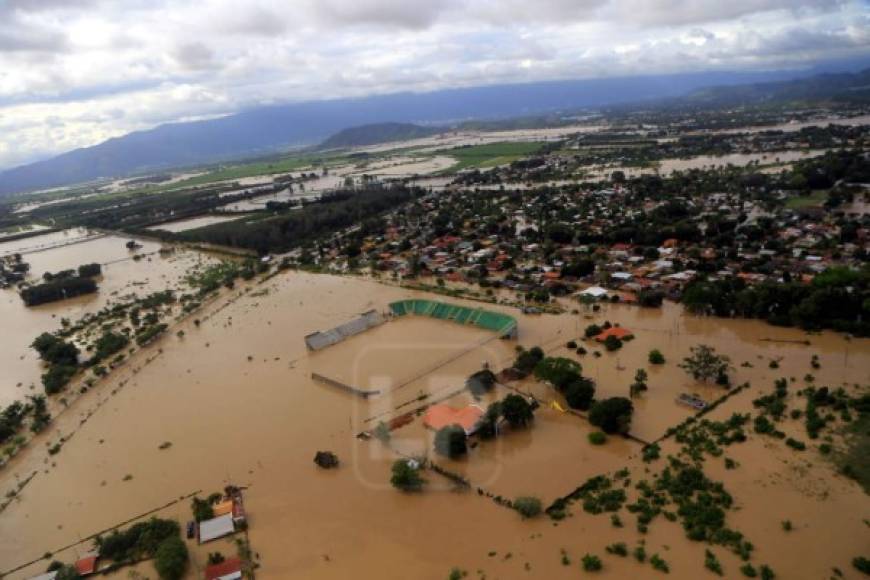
xmin=0 ymin=272 xmax=867 ymax=579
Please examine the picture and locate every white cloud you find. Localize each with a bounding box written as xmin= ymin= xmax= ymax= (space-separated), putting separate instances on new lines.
xmin=0 ymin=0 xmax=866 ymax=169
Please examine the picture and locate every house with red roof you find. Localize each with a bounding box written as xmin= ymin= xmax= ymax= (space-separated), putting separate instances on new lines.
xmin=205 ymin=557 xmax=243 ymax=580
xmin=75 ymin=555 xmax=98 ymax=576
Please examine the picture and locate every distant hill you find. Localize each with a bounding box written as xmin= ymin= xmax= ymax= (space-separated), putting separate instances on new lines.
xmin=0 ymin=68 xmax=835 ymax=196
xmin=318 ymin=122 xmax=443 ymax=150
xmin=681 ymin=68 xmax=870 ymax=107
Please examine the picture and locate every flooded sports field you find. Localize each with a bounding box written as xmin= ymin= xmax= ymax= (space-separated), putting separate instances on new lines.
xmin=0 ymin=270 xmax=867 ymax=579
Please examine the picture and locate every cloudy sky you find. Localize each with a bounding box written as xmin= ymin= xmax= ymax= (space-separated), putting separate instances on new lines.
xmin=0 ymin=0 xmax=868 ymax=170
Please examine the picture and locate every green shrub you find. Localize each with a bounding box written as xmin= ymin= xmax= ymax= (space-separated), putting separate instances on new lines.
xmin=565 ymin=377 xmax=596 ymax=410
xmin=589 ymin=397 xmax=633 ymax=434
xmin=581 ymin=554 xmax=602 ymax=572
xmin=705 ymin=550 xmax=723 ymax=576
xmin=588 ymin=431 xmax=607 ymax=445
xmin=643 ymin=443 xmax=661 ymax=462
xmin=633 ymin=545 xmax=646 ymax=562
xmin=434 ymin=425 xmax=467 ymax=458
xmin=853 ymin=557 xmax=870 ymax=575
xmin=603 ymin=335 xmax=622 ymax=351
xmin=514 ymin=496 xmax=543 ymax=519
xmin=391 ymin=460 xmax=425 ymax=492
xmin=605 ymin=543 xmax=627 ymax=557
xmin=154 ymin=535 xmax=188 ymax=580
xmin=650 ymin=554 xmax=669 ymax=573
xmin=649 ymin=349 xmax=665 ymax=364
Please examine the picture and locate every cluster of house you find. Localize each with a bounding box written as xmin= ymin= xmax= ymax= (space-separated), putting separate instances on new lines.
xmin=299 ymin=172 xmax=866 ymax=306
xmin=29 ymin=489 xmax=249 ymax=580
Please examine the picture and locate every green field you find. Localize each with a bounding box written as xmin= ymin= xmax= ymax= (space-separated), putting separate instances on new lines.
xmin=438 ymin=141 xmax=546 ymax=172
xmin=785 ymin=190 xmax=828 ymax=209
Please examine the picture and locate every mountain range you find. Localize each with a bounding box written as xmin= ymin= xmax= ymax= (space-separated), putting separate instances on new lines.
xmin=1 ymin=65 xmax=868 ymax=197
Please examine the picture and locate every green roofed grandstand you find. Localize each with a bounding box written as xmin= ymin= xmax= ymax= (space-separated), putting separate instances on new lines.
xmin=389 ymin=299 xmax=518 ymax=339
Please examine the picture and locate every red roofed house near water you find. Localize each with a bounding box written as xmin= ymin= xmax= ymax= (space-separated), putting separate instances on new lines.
xmin=205 ymin=557 xmax=243 ymax=580
xmin=594 ymin=326 xmax=634 ymax=342
xmin=423 ymin=404 xmax=484 ymax=436
xmin=75 ymin=555 xmax=98 ymax=576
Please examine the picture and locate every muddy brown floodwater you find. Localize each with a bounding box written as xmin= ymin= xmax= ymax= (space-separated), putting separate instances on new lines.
xmin=0 ymin=271 xmax=867 ymax=579
xmin=0 ymin=231 xmax=222 ymax=406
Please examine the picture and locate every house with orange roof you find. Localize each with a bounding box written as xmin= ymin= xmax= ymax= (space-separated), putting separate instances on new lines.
xmin=423 ymin=404 xmax=485 ymax=436
xmin=594 ymin=326 xmax=634 ymax=342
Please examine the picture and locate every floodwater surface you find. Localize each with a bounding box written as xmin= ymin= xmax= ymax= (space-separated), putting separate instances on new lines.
xmin=0 ymin=272 xmax=867 ymax=580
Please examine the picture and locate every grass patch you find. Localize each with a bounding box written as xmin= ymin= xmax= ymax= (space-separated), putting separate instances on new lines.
xmin=838 ymin=411 xmax=870 ymax=494
xmin=438 ymin=142 xmax=546 ymax=172
xmin=784 ymin=190 xmax=828 ymax=209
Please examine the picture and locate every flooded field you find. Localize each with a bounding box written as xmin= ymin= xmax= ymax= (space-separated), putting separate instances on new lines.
xmin=146 ymin=215 xmax=245 ymax=233
xmin=584 ymin=149 xmax=828 ymax=180
xmin=0 ymin=227 xmax=98 ymax=257
xmin=0 ymin=232 xmax=221 ymax=406
xmin=0 ymin=269 xmax=867 ymax=579
xmin=0 ymin=224 xmax=50 ymax=240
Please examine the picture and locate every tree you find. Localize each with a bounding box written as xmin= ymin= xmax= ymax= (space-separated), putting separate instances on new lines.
xmin=391 ymin=459 xmax=425 ymax=492
xmin=466 ymin=369 xmax=496 ymax=396
xmin=648 ymin=349 xmax=665 ymax=365
xmin=434 ymin=425 xmax=467 ymax=458
xmin=603 ymin=335 xmax=622 ymax=351
xmin=562 ymin=259 xmax=595 ymax=278
xmin=680 ymin=345 xmax=732 ymax=384
xmin=565 ymin=377 xmax=596 ymax=410
xmin=191 ymin=496 xmax=214 ymax=522
xmin=53 ymin=565 xmax=81 ymax=580
xmin=475 ymin=402 xmax=502 ymax=439
xmin=513 ymin=346 xmax=544 ymax=375
xmin=513 ymin=496 xmax=542 ymax=518
xmin=31 ymin=333 xmax=79 ymax=366
xmin=584 ymin=324 xmax=602 ymax=338
xmin=589 ymin=397 xmax=634 ymax=435
xmin=534 ymin=357 xmax=581 ymax=390
xmin=154 ymin=535 xmax=188 ymax=580
xmin=42 ymin=364 xmax=77 ymax=395
xmin=630 ymin=369 xmax=648 ymax=398
xmin=502 ymin=394 xmax=535 ymax=428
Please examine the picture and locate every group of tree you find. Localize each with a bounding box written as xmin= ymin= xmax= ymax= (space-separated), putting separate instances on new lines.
xmin=534 ymin=356 xmax=596 ymax=411
xmin=95 ymin=518 xmax=187 ymax=579
xmin=589 ymin=397 xmax=634 ymax=434
xmin=31 ymin=333 xmax=80 ymax=394
xmin=175 ymin=185 xmax=421 ymax=255
xmin=679 ymin=344 xmax=732 ymax=386
xmin=20 ymin=276 xmax=98 ymax=306
xmin=512 ymin=346 xmax=545 ymax=376
xmin=681 ymin=266 xmax=870 ymax=336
